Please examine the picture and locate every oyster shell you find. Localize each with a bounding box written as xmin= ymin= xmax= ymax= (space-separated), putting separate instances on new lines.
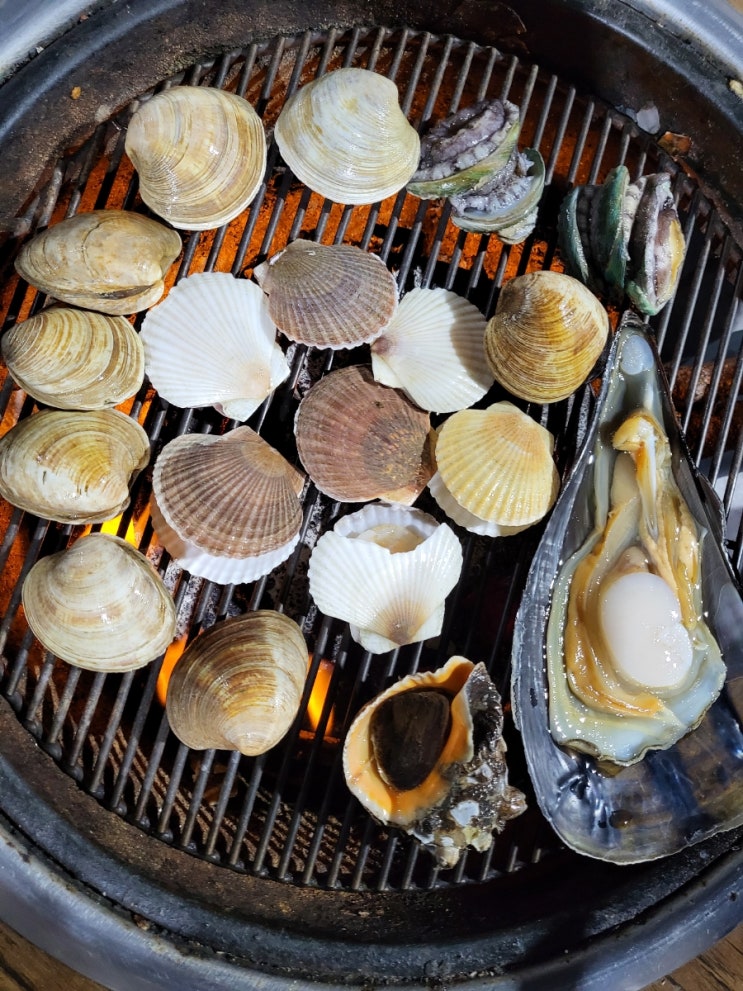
xmin=125 ymin=85 xmax=267 ymax=231
xmin=14 ymin=210 xmax=181 ymax=314
xmin=343 ymin=655 xmax=527 ymax=867
xmin=511 ymin=313 xmax=743 ymax=862
xmin=22 ymin=533 xmax=176 ymax=672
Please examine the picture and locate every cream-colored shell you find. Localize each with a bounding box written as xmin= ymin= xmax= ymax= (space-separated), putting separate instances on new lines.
xmin=22 ymin=533 xmax=176 ymax=672
xmin=14 ymin=210 xmax=181 ymax=315
xmin=2 ymin=306 xmax=145 ymax=410
xmin=274 ymin=67 xmax=420 ymax=205
xmin=166 ymin=610 xmax=308 ymax=755
xmin=125 ymin=86 xmax=267 ymax=231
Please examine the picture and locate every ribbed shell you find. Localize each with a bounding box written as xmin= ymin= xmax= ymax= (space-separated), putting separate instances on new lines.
xmin=141 ymin=272 xmax=288 ymax=421
xmin=294 ymin=365 xmax=433 ymax=504
xmin=14 ymin=210 xmax=182 ymax=315
xmin=253 ymin=239 xmax=398 ymax=349
xmin=274 ymin=67 xmax=420 ymax=205
xmin=2 ymin=306 xmax=145 ymax=410
xmin=166 ymin=610 xmax=308 ymax=754
xmin=0 ymin=409 xmax=150 ymax=523
xmin=370 ymin=287 xmax=492 ymax=413
xmin=125 ymin=86 xmax=267 ymax=231
xmin=22 ymin=533 xmax=176 ymax=672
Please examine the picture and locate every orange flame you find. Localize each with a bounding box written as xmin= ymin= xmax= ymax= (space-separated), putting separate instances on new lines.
xmin=156 ymin=634 xmax=188 ymax=707
xmin=305 ymin=657 xmax=336 ymax=740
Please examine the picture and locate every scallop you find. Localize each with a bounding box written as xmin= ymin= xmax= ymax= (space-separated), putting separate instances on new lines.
xmin=125 ymin=85 xmax=267 ymax=230
xmin=1 ymin=306 xmax=145 ymax=410
xmin=370 ymin=286 xmax=492 ymax=413
xmin=140 ymin=272 xmax=289 ymax=421
xmin=14 ymin=210 xmax=182 ymax=314
xmin=166 ymin=610 xmax=308 ymax=755
xmin=274 ymin=67 xmax=420 ymax=205
xmin=0 ymin=409 xmax=149 ymax=523
xmin=484 ymin=270 xmax=610 ymax=404
xmin=294 ymin=365 xmax=433 ymax=505
xmin=308 ymin=503 xmax=463 ymax=654
xmin=253 ymin=239 xmax=398 ymax=350
xmin=22 ymin=533 xmax=176 ymax=672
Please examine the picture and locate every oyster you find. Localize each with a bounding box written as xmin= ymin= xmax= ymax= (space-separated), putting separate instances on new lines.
xmin=511 ymin=314 xmax=743 ymax=862
xmin=343 ymin=655 xmax=527 ymax=867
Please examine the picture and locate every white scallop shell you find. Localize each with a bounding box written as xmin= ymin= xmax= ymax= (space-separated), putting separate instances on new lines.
xmin=141 ymin=272 xmax=289 ymax=421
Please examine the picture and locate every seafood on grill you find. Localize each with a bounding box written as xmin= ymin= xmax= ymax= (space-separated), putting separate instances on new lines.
xmin=1 ymin=306 xmax=145 ymax=410
xmin=22 ymin=533 xmax=176 ymax=672
xmin=274 ymin=67 xmax=420 ymax=204
xmin=253 ymin=239 xmax=398 ymax=350
xmin=140 ymin=272 xmax=289 ymax=421
xmin=343 ymin=655 xmax=527 ymax=868
xmin=294 ymin=365 xmax=434 ymax=504
xmin=151 ymin=426 xmax=305 ymax=584
xmin=429 ymin=401 xmax=560 ymax=536
xmin=125 ymin=85 xmax=267 ymax=230
xmin=308 ymin=503 xmax=463 ymax=654
xmin=511 ymin=314 xmax=743 ymax=862
xmin=166 ymin=610 xmax=308 ymax=755
xmin=0 ymin=408 xmax=149 ymax=523
xmin=14 ymin=210 xmax=182 ymax=314
xmin=484 ymin=270 xmax=610 ymax=403
xmin=370 ymin=286 xmax=493 ymax=413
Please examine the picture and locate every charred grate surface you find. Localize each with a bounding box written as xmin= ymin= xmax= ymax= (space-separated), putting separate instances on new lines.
xmin=0 ymin=26 xmax=741 ymax=893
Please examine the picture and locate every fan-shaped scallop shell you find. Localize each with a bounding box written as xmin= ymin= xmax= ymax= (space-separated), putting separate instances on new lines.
xmin=125 ymin=86 xmax=267 ymax=231
xmin=166 ymin=610 xmax=308 ymax=755
xmin=22 ymin=533 xmax=176 ymax=672
xmin=2 ymin=306 xmax=145 ymax=410
xmin=141 ymin=272 xmax=289 ymax=421
xmin=0 ymin=409 xmax=150 ymax=523
xmin=14 ymin=210 xmax=182 ymax=315
xmin=253 ymin=239 xmax=398 ymax=349
xmin=274 ymin=67 xmax=420 ymax=205
xmin=294 ymin=365 xmax=433 ymax=504
xmin=370 ymin=287 xmax=492 ymax=413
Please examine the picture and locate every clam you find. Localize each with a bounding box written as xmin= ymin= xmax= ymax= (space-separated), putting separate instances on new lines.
xmin=125 ymin=85 xmax=267 ymax=230
xmin=308 ymin=503 xmax=463 ymax=654
xmin=294 ymin=365 xmax=433 ymax=505
xmin=274 ymin=67 xmax=420 ymax=205
xmin=343 ymin=655 xmax=527 ymax=867
xmin=253 ymin=239 xmax=398 ymax=350
xmin=1 ymin=306 xmax=145 ymax=410
xmin=22 ymin=533 xmax=176 ymax=672
xmin=511 ymin=313 xmax=743 ymax=863
xmin=0 ymin=409 xmax=149 ymax=523
xmin=140 ymin=272 xmax=289 ymax=421
xmin=166 ymin=610 xmax=308 ymax=755
xmin=484 ymin=270 xmax=610 ymax=404
xmin=14 ymin=210 xmax=182 ymax=315
xmin=370 ymin=287 xmax=493 ymax=414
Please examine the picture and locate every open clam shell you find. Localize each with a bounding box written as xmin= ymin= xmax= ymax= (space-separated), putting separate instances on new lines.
xmin=22 ymin=533 xmax=176 ymax=672
xmin=141 ymin=272 xmax=289 ymax=421
xmin=511 ymin=314 xmax=743 ymax=863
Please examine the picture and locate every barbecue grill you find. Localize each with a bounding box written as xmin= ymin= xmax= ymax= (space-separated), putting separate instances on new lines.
xmin=0 ymin=1 xmax=742 ymax=989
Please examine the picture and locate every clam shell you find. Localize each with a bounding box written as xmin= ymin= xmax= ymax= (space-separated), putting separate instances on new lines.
xmin=484 ymin=270 xmax=610 ymax=404
xmin=253 ymin=239 xmax=398 ymax=350
xmin=308 ymin=503 xmax=463 ymax=654
xmin=22 ymin=533 xmax=176 ymax=672
xmin=1 ymin=306 xmax=145 ymax=410
xmin=166 ymin=610 xmax=308 ymax=755
xmin=294 ymin=365 xmax=433 ymax=504
xmin=141 ymin=272 xmax=289 ymax=421
xmin=14 ymin=210 xmax=181 ymax=315
xmin=370 ymin=287 xmax=492 ymax=413
xmin=0 ymin=409 xmax=150 ymax=523
xmin=125 ymin=86 xmax=267 ymax=231
xmin=274 ymin=67 xmax=420 ymax=205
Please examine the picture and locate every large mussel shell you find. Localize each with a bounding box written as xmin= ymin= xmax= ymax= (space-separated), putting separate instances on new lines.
xmin=511 ymin=312 xmax=743 ymax=863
